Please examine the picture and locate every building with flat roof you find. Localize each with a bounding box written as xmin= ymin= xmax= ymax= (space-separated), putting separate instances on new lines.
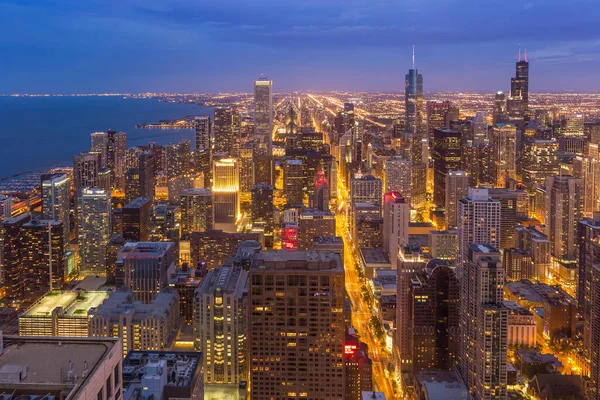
xmin=122 ymin=351 xmax=204 ymax=400
xmin=361 ymin=392 xmax=386 ymax=400
xmin=19 ymin=290 xmax=109 ymax=337
xmin=413 ymin=370 xmax=469 ymax=400
xmin=359 ymin=248 xmax=392 ymax=278
xmin=0 ymin=334 xmax=122 ymax=400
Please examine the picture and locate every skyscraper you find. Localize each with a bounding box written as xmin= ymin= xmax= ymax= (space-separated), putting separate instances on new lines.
xmin=214 ymin=108 xmax=234 ymax=155
xmin=78 ymin=188 xmax=111 ymax=275
xmin=488 ymin=188 xmax=528 ymax=250
xmin=194 ymin=264 xmax=249 ymax=385
xmin=249 ymin=250 xmax=345 ymax=399
xmin=298 ymin=209 xmax=336 ymax=250
xmin=545 ymin=175 xmax=584 ymax=259
xmin=212 ymin=158 xmax=239 ymax=230
xmin=139 ymin=151 xmax=155 ymax=199
xmin=122 ymin=197 xmax=153 ymax=242
xmin=426 ymin=100 xmax=457 ymax=144
xmin=73 ymin=151 xmax=100 ymax=191
xmin=405 ymin=48 xmax=424 ymax=137
xmin=42 ymin=173 xmax=71 ymax=242
xmin=588 ymin=262 xmax=600 ymax=399
xmin=180 ymin=188 xmax=213 ymax=236
xmin=194 ymin=115 xmax=212 ymax=152
xmin=90 ymin=131 xmax=108 ymax=168
xmin=254 ymin=77 xmax=273 ymax=152
xmin=284 ymin=159 xmax=305 ymax=205
xmin=106 ymin=130 xmax=127 ymax=190
xmin=1 ymin=212 xmax=32 ymax=300
xmin=383 ymin=192 xmax=409 ymax=268
xmin=472 ymin=111 xmax=489 ymax=145
xmin=511 ymin=48 xmax=529 ymax=111
xmin=384 ymin=156 xmax=411 ymax=200
xmin=350 ymin=175 xmax=382 ymax=208
xmin=492 ymin=123 xmax=517 ymax=186
xmin=445 ymin=170 xmax=469 ymax=228
xmin=432 ymin=128 xmax=461 ymax=207
xmin=521 ymin=138 xmax=560 ymax=190
xmin=494 ymin=91 xmax=507 ymax=123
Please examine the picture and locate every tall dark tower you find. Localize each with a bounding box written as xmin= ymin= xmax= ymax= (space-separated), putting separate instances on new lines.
xmin=405 ymin=47 xmax=424 ymax=138
xmin=510 ymin=47 xmax=529 ymax=110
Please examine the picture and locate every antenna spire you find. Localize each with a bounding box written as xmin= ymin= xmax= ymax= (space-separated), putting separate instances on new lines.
xmin=518 ymin=44 xmax=521 ymax=62
xmin=524 ymin=47 xmax=528 ymax=62
xmin=412 ymin=45 xmax=415 ymax=69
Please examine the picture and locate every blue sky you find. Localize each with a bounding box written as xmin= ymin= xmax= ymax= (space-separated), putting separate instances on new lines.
xmin=1 ymin=0 xmax=599 ymax=93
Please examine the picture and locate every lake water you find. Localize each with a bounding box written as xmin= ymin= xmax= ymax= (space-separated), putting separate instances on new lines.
xmin=0 ymin=96 xmax=212 ymax=177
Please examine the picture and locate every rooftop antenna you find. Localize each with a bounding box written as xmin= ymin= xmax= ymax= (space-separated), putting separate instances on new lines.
xmin=412 ymin=45 xmax=415 ymax=69
xmin=524 ymin=47 xmax=528 ymax=62
xmin=518 ymin=44 xmax=521 ymax=62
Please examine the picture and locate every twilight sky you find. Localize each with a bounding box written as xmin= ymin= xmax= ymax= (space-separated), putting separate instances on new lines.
xmin=1 ymin=0 xmax=599 ymax=93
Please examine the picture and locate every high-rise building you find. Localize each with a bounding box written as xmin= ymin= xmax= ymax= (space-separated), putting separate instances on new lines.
xmin=285 ymin=159 xmax=305 ymax=205
xmin=42 ymin=173 xmax=71 ymax=243
xmin=492 ymin=123 xmax=517 ymax=186
xmin=139 ymin=151 xmax=155 ymax=199
xmin=383 ymin=192 xmax=409 ymax=268
xmin=350 ymin=175 xmax=382 ymax=208
xmin=122 ymin=197 xmax=153 ymax=242
xmin=384 ymin=157 xmax=411 ymax=200
xmin=164 ymin=140 xmax=191 ymax=180
xmin=91 ymin=131 xmax=108 ymax=168
xmin=459 ymin=245 xmax=508 ymax=399
xmin=344 ymin=331 xmax=373 ymax=400
xmin=588 ymin=263 xmax=600 ymax=399
xmin=405 ymin=52 xmax=424 ymax=137
xmin=214 ymin=108 xmax=234 ymax=155
xmin=78 ymin=188 xmax=111 ymax=275
xmin=0 ymin=212 xmax=31 ymax=300
xmin=432 ymin=128 xmax=461 ymax=207
xmin=195 ymin=115 xmax=212 ymax=152
xmin=573 ymin=150 xmax=600 ymax=217
xmin=445 ymin=170 xmax=469 ymax=228
xmin=251 ymin=184 xmax=274 ymax=230
xmin=21 ymin=220 xmax=64 ymax=298
xmin=494 ymin=91 xmax=507 ymax=123
xmin=456 ymin=188 xmax=501 ymax=268
xmin=189 ymin=231 xmax=260 ymax=270
xmin=0 ymin=194 xmax=11 ymax=222
xmin=194 ymin=264 xmax=249 ymax=385
xmin=503 ymin=248 xmax=534 ymax=281
xmin=545 ymin=175 xmax=584 ymax=259
xmin=239 ymin=146 xmax=254 ymax=205
xmin=117 ymin=242 xmax=176 ymax=304
xmin=511 ymin=50 xmax=529 ymax=111
xmin=426 ymin=100 xmax=457 ymax=143
xmin=212 ymin=158 xmax=239 ymax=230
xmin=298 ymin=208 xmax=336 ymax=250
xmin=411 ymin=259 xmax=460 ymax=371
xmin=521 ymin=138 xmax=560 ymax=190
xmin=254 ymin=77 xmax=273 ymax=152
xmin=107 ymin=130 xmax=127 ymax=190
xmin=472 ymin=111 xmax=489 ymax=145
xmin=73 ymin=151 xmax=100 ymax=191
xmin=514 ymin=225 xmax=551 ymax=281
xmin=312 ymin=170 xmax=329 ymax=211
xmin=429 ymin=229 xmax=458 ymax=260
xmin=563 ymin=114 xmax=585 ymax=137
xmin=488 ymin=188 xmax=528 ymax=250
xmin=249 ymin=250 xmax=345 ymax=399
xmin=180 ymin=188 xmax=213 ymax=236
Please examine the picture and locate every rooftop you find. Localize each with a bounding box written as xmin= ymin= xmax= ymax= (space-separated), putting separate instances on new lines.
xmin=313 ymin=236 xmax=343 ymax=245
xmin=415 ymin=370 xmax=468 ymax=400
xmin=196 ymin=265 xmax=248 ymax=298
xmin=21 ymin=290 xmax=109 ymax=318
xmin=360 ymin=248 xmax=391 ymax=265
xmin=123 ymin=351 xmax=202 ymax=389
xmin=124 ymin=197 xmax=152 ymax=209
xmin=90 ymin=288 xmax=178 ymax=320
xmin=256 ymin=250 xmax=343 ymax=272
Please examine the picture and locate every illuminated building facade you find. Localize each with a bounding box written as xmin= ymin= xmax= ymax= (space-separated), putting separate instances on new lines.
xmin=445 ymin=170 xmax=469 ymax=228
xmin=180 ymin=188 xmax=213 ymax=236
xmin=344 ymin=332 xmax=373 ymax=400
xmin=249 ymin=250 xmax=345 ymax=399
xmin=122 ymin=197 xmax=152 ymax=242
xmin=426 ymin=100 xmax=457 ymax=144
xmin=194 ymin=264 xmax=248 ymax=384
xmin=78 ymin=188 xmax=111 ymax=275
xmin=383 ymin=192 xmax=409 ymax=269
xmin=42 ymin=173 xmax=71 ymax=242
xmin=298 ymin=208 xmax=336 ymax=250
xmin=1 ymin=212 xmax=31 ymax=300
xmin=521 ymin=138 xmax=560 ymax=190
xmin=545 ymin=175 xmax=584 ymax=259
xmin=492 ymin=123 xmax=517 ymax=186
xmin=195 ymin=115 xmax=212 ymax=152
xmin=214 ymin=108 xmax=235 ymax=155
xmin=488 ymin=188 xmax=528 ymax=250
xmin=284 ymin=159 xmax=304 ymax=205
xmin=432 ymin=128 xmax=461 ymax=208
xmin=573 ymin=150 xmax=600 ymax=217
xmin=190 ymin=231 xmax=260 ymax=270
xmin=281 ymin=222 xmax=299 ymax=250
xmin=384 ymin=157 xmax=411 ymax=201
xmin=213 ymin=158 xmax=239 ymax=229
xmin=73 ymin=151 xmax=100 ymax=191
xmin=254 ymin=77 xmax=273 ymax=152
xmin=515 ymin=226 xmax=551 ymax=281
xmin=91 ymin=131 xmax=108 ymax=168
xmin=107 ymin=129 xmax=127 ymax=190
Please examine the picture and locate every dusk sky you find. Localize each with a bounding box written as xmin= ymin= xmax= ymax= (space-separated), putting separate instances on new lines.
xmin=1 ymin=0 xmax=599 ymax=94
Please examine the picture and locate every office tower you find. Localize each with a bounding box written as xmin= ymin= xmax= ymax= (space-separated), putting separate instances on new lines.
xmin=350 ymin=175 xmax=382 ymax=208
xmin=383 ymin=192 xmax=409 ymax=268
xmin=1 ymin=213 xmax=31 ymax=300
xmin=492 ymin=123 xmax=517 ymax=186
xmin=122 ymin=197 xmax=152 ymax=242
xmin=563 ymin=114 xmax=585 ymax=136
xmin=42 ymin=173 xmax=71 ymax=243
xmin=429 ymin=229 xmax=458 ymax=260
xmin=139 ymin=151 xmax=155 ymax=199
xmin=511 ymin=49 xmax=529 ymax=111
xmin=251 ymin=184 xmax=274 ymax=229
xmin=384 ymin=157 xmax=411 ymax=200
xmin=344 ymin=331 xmax=373 ymax=400
xmin=78 ymin=188 xmax=111 ymax=275
xmin=445 ymin=170 xmax=469 ymax=228
xmin=214 ymin=108 xmax=234 ymax=155
xmin=254 ymin=154 xmax=274 ymax=186
xmin=195 ymin=115 xmax=212 ymax=152
xmin=396 ymin=244 xmax=426 ymax=372
xmin=73 ymin=151 xmax=100 ymax=191
xmin=164 ymin=140 xmax=190 ymax=180
xmin=191 ymin=149 xmax=212 ymax=188
xmin=190 ymin=231 xmax=259 ymax=270
xmin=411 ymin=259 xmax=459 ymax=371
xmin=545 ymin=175 xmax=584 ymax=259
xmin=343 ymin=102 xmax=355 ymax=134
xmin=125 ymin=168 xmax=141 ymax=203
xmin=19 ymin=289 xmax=109 ymax=337
xmin=494 ymin=91 xmax=507 ymax=123
xmin=91 ymin=131 xmax=108 ymax=168
xmin=521 ymin=138 xmax=560 ymax=190
xmin=21 ymin=220 xmax=64 ymax=298
xmin=514 ymin=225 xmax=551 ymax=281
xmin=456 ymin=188 xmax=501 ymax=268
xmin=107 ymin=130 xmax=127 ymax=190
xmin=312 ymin=170 xmax=329 ymax=211
xmin=502 ymin=248 xmax=534 ymax=280
xmin=427 ymin=100 xmax=457 ymax=143
xmin=89 ymin=288 xmax=180 ymax=355
xmin=284 ymin=159 xmax=305 ymax=204
xmin=168 ymin=265 xmax=201 ymax=324
xmin=180 ymin=188 xmax=213 ymax=236
xmin=472 ymin=111 xmax=489 ymax=145
xmin=588 ymin=263 xmax=600 ymax=400
xmin=194 ymin=264 xmax=249 ymax=384
xmin=0 ymin=194 xmax=11 ymax=222
xmin=118 ymin=242 xmax=176 ymax=304
xmin=97 ymin=168 xmax=112 ymax=192
xmin=573 ymin=151 xmax=600 ymax=217
xmin=405 ymin=51 xmax=424 ymax=137
xmin=459 ymin=245 xmax=508 ymax=399
xmin=488 ymin=188 xmax=528 ymax=250
xmin=432 ymin=128 xmax=461 ymax=207
xmin=297 ymin=209 xmax=336 ymax=250
xmin=352 ymin=203 xmax=382 ymax=248
xmin=254 ymin=77 xmax=273 ymax=152
xmin=212 ymin=158 xmax=239 ymax=230
xmin=249 ymin=250 xmax=345 ymax=399
xmin=239 ymin=146 xmax=254 ymax=205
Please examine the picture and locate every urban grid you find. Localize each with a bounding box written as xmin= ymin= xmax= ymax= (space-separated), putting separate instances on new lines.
xmin=2 ymin=42 xmax=600 ymax=400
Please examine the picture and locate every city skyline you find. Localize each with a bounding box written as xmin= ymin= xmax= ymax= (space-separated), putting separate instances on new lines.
xmin=1 ymin=0 xmax=600 ymax=93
